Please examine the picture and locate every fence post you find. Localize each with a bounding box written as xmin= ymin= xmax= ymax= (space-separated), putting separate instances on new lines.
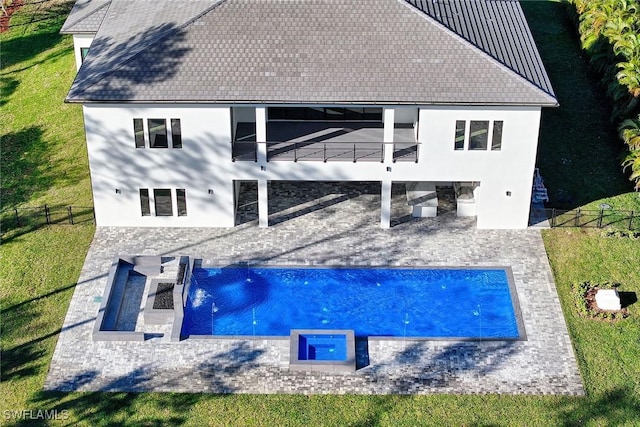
xmin=68 ymin=206 xmax=74 ymax=225
xmin=294 ymin=142 xmax=297 ymax=162
xmin=550 ymin=208 xmax=556 ymax=228
xmin=44 ymin=204 xmax=51 ymax=225
xmin=574 ymin=208 xmax=580 ymax=227
xmin=14 ymin=207 xmax=21 ymax=227
xmin=630 ymin=211 xmax=635 ymax=231
xmin=324 ymin=143 xmax=327 ymax=163
xmin=597 ymin=209 xmax=604 ymax=228
xmin=353 ymin=143 xmax=356 ymax=163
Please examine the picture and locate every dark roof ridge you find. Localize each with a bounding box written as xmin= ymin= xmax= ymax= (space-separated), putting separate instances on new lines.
xmin=402 ymin=0 xmax=556 ymax=102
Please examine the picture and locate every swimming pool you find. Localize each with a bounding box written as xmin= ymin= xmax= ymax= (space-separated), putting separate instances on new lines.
xmin=181 ymin=266 xmax=523 ymax=339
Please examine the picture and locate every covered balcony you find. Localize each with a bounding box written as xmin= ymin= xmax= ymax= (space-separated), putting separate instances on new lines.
xmin=231 ymin=107 xmax=419 ymax=163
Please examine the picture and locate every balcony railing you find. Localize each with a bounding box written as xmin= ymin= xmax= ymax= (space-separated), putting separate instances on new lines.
xmin=231 ymin=141 xmax=419 ymax=163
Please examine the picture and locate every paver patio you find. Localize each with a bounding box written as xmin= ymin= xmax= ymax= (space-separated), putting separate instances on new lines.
xmin=45 ymin=183 xmax=584 ymax=395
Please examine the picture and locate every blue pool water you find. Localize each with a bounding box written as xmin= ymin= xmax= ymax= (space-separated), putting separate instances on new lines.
xmin=181 ymin=267 xmax=521 ymax=338
xmin=299 ymin=334 xmax=347 ymax=361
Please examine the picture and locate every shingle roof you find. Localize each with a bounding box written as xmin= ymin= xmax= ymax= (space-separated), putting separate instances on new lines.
xmin=404 ymin=0 xmax=554 ymax=99
xmin=60 ymin=0 xmax=111 ymax=34
xmin=66 ymin=0 xmax=557 ymax=106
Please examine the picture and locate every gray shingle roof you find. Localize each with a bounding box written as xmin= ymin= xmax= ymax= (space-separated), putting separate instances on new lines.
xmin=405 ymin=0 xmax=554 ymax=99
xmin=66 ymin=0 xmax=557 ymax=106
xmin=60 ymin=0 xmax=111 ymax=34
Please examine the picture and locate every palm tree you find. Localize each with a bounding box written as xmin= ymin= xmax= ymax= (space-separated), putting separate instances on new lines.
xmin=619 ymin=116 xmax=640 ymax=151
xmin=622 ymin=149 xmax=640 ymax=190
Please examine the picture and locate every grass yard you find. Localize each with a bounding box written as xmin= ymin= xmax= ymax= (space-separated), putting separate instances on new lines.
xmin=1 ymin=0 xmax=639 ymax=426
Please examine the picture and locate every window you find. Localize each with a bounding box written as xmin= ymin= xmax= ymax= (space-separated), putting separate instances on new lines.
xmin=491 ymin=121 xmax=503 ymax=151
xmin=267 ymin=107 xmax=382 ymax=121
xmin=134 ymin=118 xmax=182 ymax=148
xmin=306 ymin=107 xmax=325 ymax=120
xmin=154 ymin=189 xmax=173 ymax=216
xmin=454 ymin=120 xmax=503 ymax=151
xmin=140 ymin=189 xmax=150 ymax=216
xmin=140 ymin=188 xmax=187 ymax=217
xmin=454 ymin=120 xmax=466 ymax=150
xmin=171 ymin=119 xmax=182 ymax=149
xmin=148 ymin=119 xmax=168 ymax=148
xmin=134 ymin=119 xmax=145 ymax=148
xmin=469 ymin=121 xmax=489 ymax=150
xmin=176 ymin=189 xmax=187 ymax=216
xmin=80 ymin=47 xmax=90 ymax=63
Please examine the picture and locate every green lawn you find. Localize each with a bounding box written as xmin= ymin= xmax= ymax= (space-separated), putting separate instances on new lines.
xmin=1 ymin=1 xmax=639 ymax=426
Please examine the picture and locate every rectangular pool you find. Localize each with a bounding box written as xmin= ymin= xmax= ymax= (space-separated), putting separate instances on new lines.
xmin=181 ymin=266 xmax=523 ymax=339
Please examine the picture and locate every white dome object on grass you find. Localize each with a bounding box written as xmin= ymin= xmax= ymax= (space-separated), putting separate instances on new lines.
xmin=595 ymin=289 xmax=621 ymax=311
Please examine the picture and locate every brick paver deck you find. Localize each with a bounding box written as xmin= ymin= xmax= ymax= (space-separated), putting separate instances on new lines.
xmin=45 ymin=183 xmax=584 ymax=395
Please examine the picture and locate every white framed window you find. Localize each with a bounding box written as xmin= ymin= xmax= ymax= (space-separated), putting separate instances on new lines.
xmin=454 ymin=120 xmax=504 ymax=151
xmin=139 ymin=188 xmax=188 ymax=217
xmin=133 ymin=118 xmax=182 ymax=149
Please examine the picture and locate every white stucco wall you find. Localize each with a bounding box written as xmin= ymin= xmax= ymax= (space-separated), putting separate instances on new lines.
xmin=82 ymin=104 xmax=542 ymax=229
xmin=72 ymin=34 xmax=95 ymax=71
xmin=394 ymin=107 xmax=418 ymax=124
xmin=83 ymin=104 xmax=235 ymax=227
xmin=416 ymin=106 xmax=541 ymax=229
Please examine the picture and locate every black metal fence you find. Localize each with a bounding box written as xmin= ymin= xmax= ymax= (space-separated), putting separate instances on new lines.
xmin=532 ymin=208 xmax=639 ymax=230
xmin=1 ymin=205 xmax=95 ymax=234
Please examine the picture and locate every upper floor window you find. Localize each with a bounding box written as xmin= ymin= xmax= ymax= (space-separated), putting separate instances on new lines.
xmin=268 ymin=107 xmax=382 ymax=121
xmin=148 ymin=119 xmax=168 ymax=148
xmin=454 ymin=120 xmax=503 ymax=151
xmin=469 ymin=121 xmax=489 ymax=150
xmin=491 ymin=121 xmax=503 ymax=151
xmin=133 ymin=118 xmax=182 ymax=149
xmin=454 ymin=120 xmax=465 ymax=150
xmin=80 ymin=47 xmax=90 ymax=63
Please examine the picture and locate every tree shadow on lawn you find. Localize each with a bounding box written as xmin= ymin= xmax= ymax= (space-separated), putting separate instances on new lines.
xmin=0 ymin=126 xmax=87 ymax=209
xmin=0 ymin=76 xmax=19 ymax=106
xmin=25 ymin=341 xmax=266 ymax=425
xmin=0 ymin=3 xmax=72 ymax=72
xmin=0 ymin=279 xmax=91 ymax=384
xmin=26 ymin=388 xmax=204 ymax=427
xmin=555 ymin=386 xmax=640 ymax=426
xmin=522 ymin=1 xmax=635 ymax=209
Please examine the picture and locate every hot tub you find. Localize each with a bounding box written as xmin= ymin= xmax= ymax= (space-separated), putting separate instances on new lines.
xmin=289 ymin=329 xmax=355 ymax=373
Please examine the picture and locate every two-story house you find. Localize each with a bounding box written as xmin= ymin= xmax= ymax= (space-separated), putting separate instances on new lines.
xmin=61 ymin=0 xmax=557 ymax=229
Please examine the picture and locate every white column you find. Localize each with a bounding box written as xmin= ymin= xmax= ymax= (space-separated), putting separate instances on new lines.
xmin=383 ymin=108 xmax=395 ymax=164
xmin=380 ymin=179 xmax=392 ymax=229
xmin=256 ymin=107 xmax=267 ymax=165
xmin=258 ymin=179 xmax=269 ymax=228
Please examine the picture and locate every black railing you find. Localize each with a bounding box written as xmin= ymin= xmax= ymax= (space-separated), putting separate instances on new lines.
xmin=1 ymin=205 xmax=95 ymax=235
xmin=530 ymin=208 xmax=639 ymax=230
xmin=231 ymin=141 xmax=419 ymax=163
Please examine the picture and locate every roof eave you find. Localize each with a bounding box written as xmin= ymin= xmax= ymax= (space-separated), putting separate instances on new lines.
xmin=65 ymin=97 xmax=559 ymax=108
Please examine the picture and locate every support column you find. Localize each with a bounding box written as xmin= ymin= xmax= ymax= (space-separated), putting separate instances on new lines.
xmin=380 ymin=179 xmax=392 ymax=229
xmin=258 ymin=179 xmax=269 ymax=228
xmin=256 ymin=107 xmax=267 ymax=165
xmin=383 ymin=108 xmax=395 ymax=164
